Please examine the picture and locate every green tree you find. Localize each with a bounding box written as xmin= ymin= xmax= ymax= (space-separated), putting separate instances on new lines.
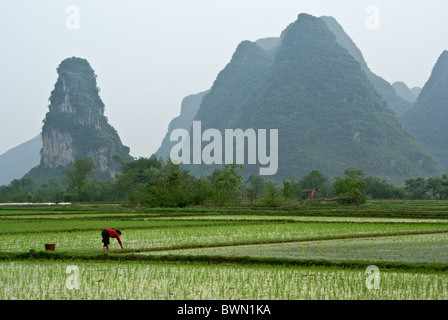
xmin=391 ymin=187 xmax=407 ymax=199
xmin=12 ymin=190 xmax=25 ymax=202
xmin=344 ymin=167 xmax=365 ymax=179
xmin=212 ymin=163 xmax=244 ymax=206
xmin=333 ymin=168 xmax=367 ymax=205
xmin=261 ymin=181 xmax=282 ymax=207
xmin=10 ymin=177 xmax=35 ymax=196
xmin=244 ymin=175 xmax=268 ymax=205
xmin=440 ymin=174 xmax=448 ymax=199
xmin=0 ymin=186 xmax=9 ymax=202
xmin=247 ymin=175 xmax=267 ymax=197
xmin=405 ymin=177 xmax=428 ymax=200
xmin=64 ymin=157 xmax=96 ymax=200
xmin=246 ymin=187 xmax=257 ymax=206
xmin=136 ymin=159 xmax=210 ymax=208
xmin=365 ymin=176 xmax=395 ymax=199
xmin=37 ymin=177 xmax=64 ymax=201
xmin=426 ymin=177 xmax=443 ymax=199
xmin=282 ymin=178 xmax=296 ymax=204
xmin=114 ymin=155 xmax=164 ymax=200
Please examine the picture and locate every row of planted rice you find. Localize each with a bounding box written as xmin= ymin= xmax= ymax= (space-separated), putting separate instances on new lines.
xmin=1 ymin=261 xmax=447 ymax=300
xmin=0 ymin=220 xmax=447 ymax=253
xmin=154 ymin=233 xmax=448 ymax=264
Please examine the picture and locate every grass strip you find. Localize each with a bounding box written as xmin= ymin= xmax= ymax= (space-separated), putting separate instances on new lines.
xmin=1 ymin=250 xmax=447 ymax=273
xmin=114 ymin=229 xmax=448 ymax=253
xmin=2 ymin=217 xmax=447 ymax=235
xmin=4 ymin=201 xmax=448 ymax=219
xmin=0 ymin=220 xmax=271 ymax=235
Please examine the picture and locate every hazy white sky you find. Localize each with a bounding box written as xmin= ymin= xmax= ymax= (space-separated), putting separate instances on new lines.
xmin=1 ymin=0 xmax=447 ymax=157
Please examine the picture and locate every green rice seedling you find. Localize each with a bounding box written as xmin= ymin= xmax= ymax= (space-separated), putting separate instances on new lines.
xmin=164 ymin=233 xmax=448 ymax=265
xmin=0 ymin=220 xmax=446 ymax=253
xmin=2 ymin=261 xmax=447 ymax=300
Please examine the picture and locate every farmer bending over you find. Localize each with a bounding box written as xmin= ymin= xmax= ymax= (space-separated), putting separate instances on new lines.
xmin=101 ymin=228 xmax=123 ymax=250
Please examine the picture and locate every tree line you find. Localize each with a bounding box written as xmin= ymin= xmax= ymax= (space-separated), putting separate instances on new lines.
xmin=1 ymin=156 xmax=447 ymax=206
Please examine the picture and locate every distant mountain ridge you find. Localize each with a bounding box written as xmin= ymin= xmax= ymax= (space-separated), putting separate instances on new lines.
xmin=0 ymin=135 xmax=41 ymax=186
xmin=320 ymin=16 xmax=414 ymax=119
xmin=156 ymin=90 xmax=209 ymax=160
xmin=155 ymin=13 xmax=443 ymax=185
xmin=392 ymin=81 xmax=420 ymax=104
xmin=403 ymin=50 xmax=448 ymax=169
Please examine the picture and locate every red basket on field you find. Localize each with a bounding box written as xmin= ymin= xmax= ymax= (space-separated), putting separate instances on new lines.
xmin=45 ymin=243 xmax=56 ymax=251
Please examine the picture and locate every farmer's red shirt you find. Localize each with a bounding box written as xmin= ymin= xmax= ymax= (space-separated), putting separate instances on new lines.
xmin=105 ymin=228 xmax=122 ymax=246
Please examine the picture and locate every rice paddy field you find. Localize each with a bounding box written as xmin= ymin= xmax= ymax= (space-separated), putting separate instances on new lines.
xmin=0 ymin=200 xmax=447 ymax=300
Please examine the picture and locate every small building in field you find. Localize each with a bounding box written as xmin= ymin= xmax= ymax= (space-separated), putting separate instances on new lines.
xmin=301 ymin=188 xmax=319 ymax=200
